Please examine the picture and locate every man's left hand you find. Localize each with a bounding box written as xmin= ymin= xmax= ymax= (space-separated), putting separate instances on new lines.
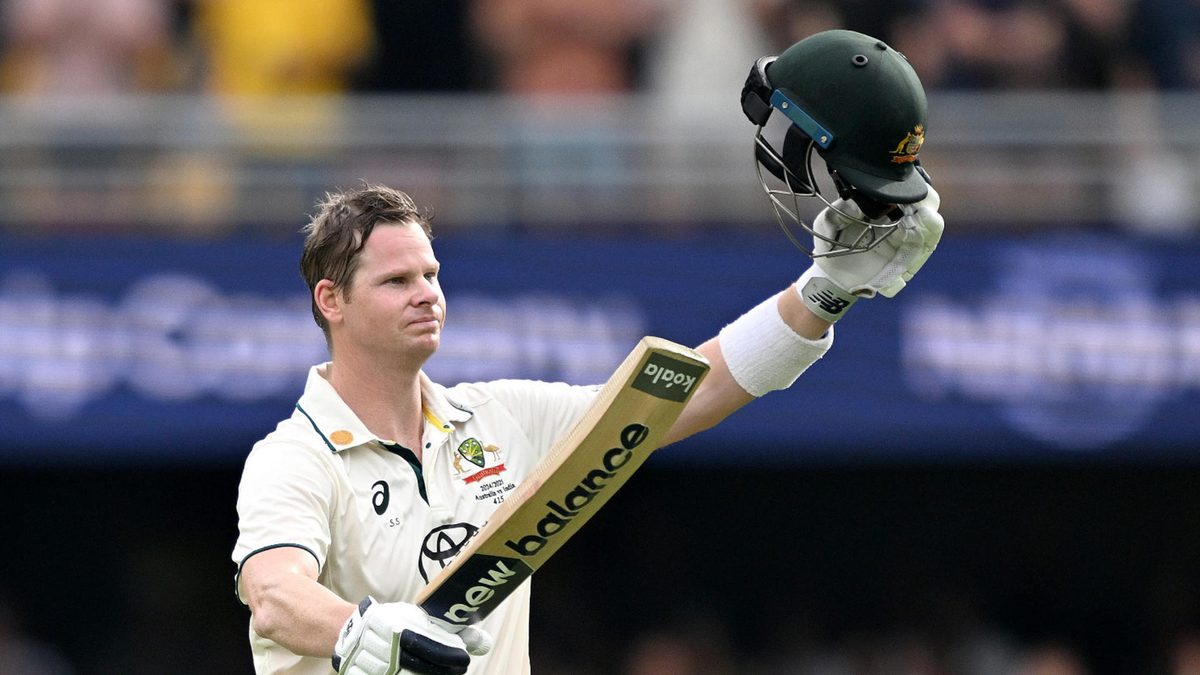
xmin=817 ymin=186 xmax=943 ymax=298
xmin=795 ymin=186 xmax=943 ymax=322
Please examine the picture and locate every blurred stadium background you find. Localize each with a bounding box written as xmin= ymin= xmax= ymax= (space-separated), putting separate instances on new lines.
xmin=2 ymin=0 xmax=1200 ymax=673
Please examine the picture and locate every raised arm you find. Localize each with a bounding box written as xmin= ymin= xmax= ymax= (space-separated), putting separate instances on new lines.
xmin=663 ymin=289 xmax=829 ymax=445
xmin=664 ymin=187 xmax=944 ymax=447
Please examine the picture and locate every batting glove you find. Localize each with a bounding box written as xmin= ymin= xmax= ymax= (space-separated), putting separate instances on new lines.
xmin=797 ymin=186 xmax=944 ymax=322
xmin=332 ymin=597 xmax=493 ymax=675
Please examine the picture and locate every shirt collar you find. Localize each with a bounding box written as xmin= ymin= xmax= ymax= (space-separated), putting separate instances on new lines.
xmin=418 ymin=371 xmax=475 ymax=433
xmin=294 ymin=363 xmax=474 ymax=454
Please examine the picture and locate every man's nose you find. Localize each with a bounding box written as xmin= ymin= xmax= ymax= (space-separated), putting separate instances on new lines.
xmin=414 ymin=278 xmax=439 ymax=304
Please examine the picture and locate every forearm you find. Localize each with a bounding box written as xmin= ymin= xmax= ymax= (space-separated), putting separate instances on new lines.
xmin=778 ymin=282 xmax=833 ymax=339
xmin=662 ymin=336 xmax=752 ymax=445
xmin=664 ymin=289 xmax=831 ymax=445
xmin=247 ymin=570 xmax=355 ymax=658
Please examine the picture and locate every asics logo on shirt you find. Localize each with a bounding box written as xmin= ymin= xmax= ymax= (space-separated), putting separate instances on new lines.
xmin=372 ymin=480 xmax=390 ymax=515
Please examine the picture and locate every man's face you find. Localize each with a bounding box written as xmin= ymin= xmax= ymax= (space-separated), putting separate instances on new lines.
xmin=334 ymin=221 xmax=446 ymax=366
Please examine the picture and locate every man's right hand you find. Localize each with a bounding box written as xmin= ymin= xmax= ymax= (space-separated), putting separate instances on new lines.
xmin=332 ymin=597 xmax=492 ymax=675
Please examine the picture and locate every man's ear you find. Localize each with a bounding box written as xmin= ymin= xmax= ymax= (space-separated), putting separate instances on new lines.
xmin=314 ymin=279 xmax=342 ymax=326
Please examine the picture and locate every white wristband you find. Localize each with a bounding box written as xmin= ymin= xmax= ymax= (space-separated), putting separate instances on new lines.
xmin=717 ymin=292 xmax=834 ymax=397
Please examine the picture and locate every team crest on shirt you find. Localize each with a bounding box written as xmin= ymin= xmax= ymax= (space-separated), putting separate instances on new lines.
xmin=453 ymin=438 xmax=506 ymax=480
xmin=889 ymin=124 xmax=925 ymax=164
xmin=456 ymin=438 xmax=485 ymax=468
xmin=453 ymin=438 xmax=513 ymax=502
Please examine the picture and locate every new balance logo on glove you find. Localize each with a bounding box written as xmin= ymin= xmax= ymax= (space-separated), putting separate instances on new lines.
xmin=807 ymin=289 xmax=851 ymax=315
xmin=797 ymin=274 xmax=859 ymax=323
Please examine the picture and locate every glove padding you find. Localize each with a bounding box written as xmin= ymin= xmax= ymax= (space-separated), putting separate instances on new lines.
xmin=811 ymin=186 xmax=943 ymax=299
xmin=333 ymin=597 xmax=493 ymax=675
xmin=797 ymin=187 xmax=943 ymax=322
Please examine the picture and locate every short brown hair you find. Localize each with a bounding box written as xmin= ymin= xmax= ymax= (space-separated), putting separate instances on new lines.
xmin=300 ymin=183 xmax=434 ymax=339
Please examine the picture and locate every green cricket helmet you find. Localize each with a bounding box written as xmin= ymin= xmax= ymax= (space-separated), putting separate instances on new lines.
xmin=741 ymin=29 xmax=931 ymax=257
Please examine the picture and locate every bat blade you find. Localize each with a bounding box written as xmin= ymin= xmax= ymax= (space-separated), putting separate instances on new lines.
xmin=416 ymin=336 xmax=709 ymax=628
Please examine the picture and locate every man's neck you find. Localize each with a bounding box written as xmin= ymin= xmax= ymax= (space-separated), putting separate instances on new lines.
xmin=326 ymin=351 xmax=426 ymax=458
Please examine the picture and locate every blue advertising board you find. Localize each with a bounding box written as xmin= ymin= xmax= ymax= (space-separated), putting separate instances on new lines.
xmin=1 ymin=229 xmax=1198 ymax=465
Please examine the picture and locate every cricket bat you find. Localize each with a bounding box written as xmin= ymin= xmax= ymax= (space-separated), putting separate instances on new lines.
xmin=416 ymin=336 xmax=709 ymax=628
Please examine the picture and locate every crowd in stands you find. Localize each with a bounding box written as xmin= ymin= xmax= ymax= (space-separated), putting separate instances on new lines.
xmin=0 ymin=0 xmax=1197 ymax=99
xmin=1 ymin=0 xmax=1196 ymax=234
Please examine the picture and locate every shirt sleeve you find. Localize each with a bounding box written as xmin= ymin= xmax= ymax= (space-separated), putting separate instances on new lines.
xmin=231 ymin=439 xmax=339 ymax=602
xmin=473 ymin=380 xmax=600 ymax=462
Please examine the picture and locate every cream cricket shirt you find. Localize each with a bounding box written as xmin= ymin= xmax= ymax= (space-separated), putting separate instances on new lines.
xmin=233 ymin=363 xmax=598 ymax=675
